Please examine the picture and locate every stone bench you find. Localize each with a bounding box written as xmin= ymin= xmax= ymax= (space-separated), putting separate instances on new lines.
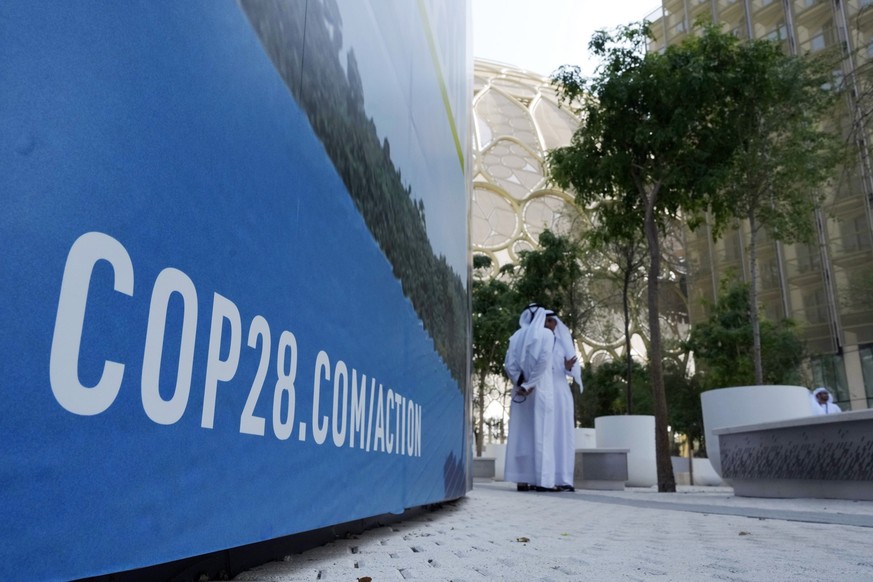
xmin=573 ymin=448 xmax=629 ymax=490
xmin=472 ymin=457 xmax=495 ymax=479
xmin=714 ymin=408 xmax=873 ymax=500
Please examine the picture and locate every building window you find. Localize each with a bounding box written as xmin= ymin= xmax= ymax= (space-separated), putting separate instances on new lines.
xmin=810 ymin=353 xmax=850 ymax=407
xmin=802 ymin=287 xmax=828 ymax=324
xmin=766 ymin=25 xmax=787 ymax=42
xmin=840 ymin=215 xmax=873 ymax=253
xmin=795 ymin=243 xmax=821 ymax=274
xmin=723 ymin=231 xmax=743 ymax=262
xmin=760 ymin=258 xmax=780 ymax=289
xmin=810 ymin=33 xmax=826 ymax=53
xmin=859 ymin=344 xmax=873 ymax=407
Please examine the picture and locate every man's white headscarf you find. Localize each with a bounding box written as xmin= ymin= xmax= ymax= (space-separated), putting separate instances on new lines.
xmin=518 ymin=303 xmax=541 ymax=327
xmin=505 ymin=304 xmax=542 ymax=386
xmin=810 ymin=387 xmax=841 ymax=415
xmin=518 ymin=307 xmax=549 ymax=378
xmin=546 ymin=311 xmax=583 ymax=389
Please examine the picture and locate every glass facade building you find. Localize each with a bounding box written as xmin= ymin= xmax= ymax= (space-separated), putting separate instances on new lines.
xmin=646 ymin=0 xmax=873 ymax=409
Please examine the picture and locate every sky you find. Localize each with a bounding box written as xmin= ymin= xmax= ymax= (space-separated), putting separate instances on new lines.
xmin=472 ymin=0 xmax=661 ymax=78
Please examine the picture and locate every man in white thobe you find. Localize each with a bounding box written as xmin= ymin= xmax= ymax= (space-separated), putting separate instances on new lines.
xmin=504 ymin=304 xmax=540 ymax=491
xmin=547 ymin=311 xmax=583 ymax=491
xmin=504 ymin=305 xmax=558 ymax=491
xmin=810 ymin=387 xmax=841 ymax=415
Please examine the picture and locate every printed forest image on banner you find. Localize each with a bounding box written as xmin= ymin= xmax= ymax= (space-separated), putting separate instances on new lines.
xmin=0 ymin=1 xmax=471 ymax=580
xmin=241 ymin=0 xmax=470 ymax=388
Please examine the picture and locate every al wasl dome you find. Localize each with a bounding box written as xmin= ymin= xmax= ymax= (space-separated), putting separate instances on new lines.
xmin=471 ymin=59 xmax=581 ymax=273
xmin=470 ymin=59 xmax=689 ymax=367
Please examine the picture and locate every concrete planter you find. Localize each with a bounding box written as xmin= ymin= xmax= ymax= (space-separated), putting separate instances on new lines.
xmin=574 ymin=428 xmax=596 ymax=450
xmin=691 ymin=458 xmax=724 ymax=486
xmin=472 ymin=457 xmax=495 ymax=479
xmin=700 ymin=385 xmax=811 ymax=477
xmin=483 ymin=443 xmax=507 ymax=481
xmin=594 ymin=415 xmax=656 ymax=487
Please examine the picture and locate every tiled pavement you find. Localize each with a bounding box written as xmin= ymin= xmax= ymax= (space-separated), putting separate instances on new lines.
xmin=231 ymin=481 xmax=873 ymax=581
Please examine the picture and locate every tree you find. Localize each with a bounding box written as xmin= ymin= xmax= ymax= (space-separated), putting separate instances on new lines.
xmin=511 ymin=229 xmax=594 ymax=339
xmin=549 ymin=23 xmax=749 ymax=492
xmin=576 ymin=360 xmax=652 ymax=428
xmin=471 ymin=255 xmax=519 ymax=456
xmin=685 ymin=279 xmax=806 ymax=391
xmin=585 ymin=208 xmax=648 ymax=414
xmin=509 ymin=229 xmax=596 ymax=420
xmin=664 ymin=360 xmax=704 ymax=452
xmin=707 ymin=39 xmax=842 ymax=385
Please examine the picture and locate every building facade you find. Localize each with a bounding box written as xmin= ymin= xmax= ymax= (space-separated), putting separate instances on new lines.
xmin=646 ymin=0 xmax=873 ymax=409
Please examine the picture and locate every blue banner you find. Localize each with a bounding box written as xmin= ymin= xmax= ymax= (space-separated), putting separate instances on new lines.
xmin=0 ymin=1 xmax=471 ymax=579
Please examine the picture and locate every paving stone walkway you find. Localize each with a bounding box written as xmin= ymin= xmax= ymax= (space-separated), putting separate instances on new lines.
xmin=232 ymin=481 xmax=873 ymax=581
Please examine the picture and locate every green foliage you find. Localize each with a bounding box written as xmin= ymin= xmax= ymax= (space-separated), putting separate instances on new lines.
xmin=510 ymin=230 xmax=594 ymax=338
xmin=577 ymin=357 xmax=706 ymax=453
xmin=663 ymin=361 xmax=705 ymax=452
xmin=471 ymin=257 xmax=520 ymax=379
xmin=471 ymin=255 xmax=521 ymax=455
xmin=709 ymin=41 xmax=842 ymax=243
xmin=549 ymin=22 xmax=759 ymax=490
xmin=697 ymin=29 xmax=841 ymax=385
xmin=549 ymin=23 xmax=749 ymax=228
xmin=576 ymin=360 xmax=651 ymax=428
xmin=472 ymin=231 xmax=596 ymax=442
xmin=686 ymin=280 xmax=806 ymax=390
xmin=509 ymin=230 xmax=599 ymax=422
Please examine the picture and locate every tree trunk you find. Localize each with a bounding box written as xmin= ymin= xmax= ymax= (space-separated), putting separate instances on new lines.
xmin=475 ymin=372 xmax=486 ymax=457
xmin=643 ymin=186 xmax=676 ymax=493
xmin=748 ymin=213 xmax=763 ymax=385
xmin=687 ymin=441 xmax=694 ymax=486
xmin=623 ymin=257 xmax=634 ymax=414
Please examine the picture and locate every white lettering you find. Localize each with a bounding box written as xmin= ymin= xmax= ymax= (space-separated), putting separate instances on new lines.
xmin=240 ymin=315 xmax=270 ymax=436
xmin=273 ymin=331 xmax=298 ymax=440
xmin=50 ymin=233 xmax=427 ymax=455
xmin=331 ymin=359 xmax=349 ymax=447
xmin=312 ymin=350 xmax=330 ymax=445
xmin=394 ymin=392 xmax=403 ymax=455
xmin=366 ymin=378 xmax=376 ymax=452
xmin=201 ymin=293 xmax=242 ymax=429
xmin=50 ymin=232 xmax=133 ymax=416
xmin=407 ymin=399 xmax=416 ymax=456
xmin=141 ymin=268 xmax=197 ymax=425
xmin=416 ymin=403 xmax=422 ymax=457
xmin=373 ymin=384 xmax=385 ymax=452
xmin=349 ymin=370 xmax=367 ymax=449
xmin=385 ymin=388 xmax=395 ymax=454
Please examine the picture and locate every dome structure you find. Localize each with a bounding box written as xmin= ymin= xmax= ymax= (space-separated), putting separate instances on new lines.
xmin=471 ymin=59 xmax=586 ymax=274
xmin=471 ymin=59 xmax=689 ymax=367
xmin=472 ymin=59 xmax=619 ymax=365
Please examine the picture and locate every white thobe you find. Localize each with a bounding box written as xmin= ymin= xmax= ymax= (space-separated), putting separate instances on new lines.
xmin=552 ymin=349 xmax=576 ymax=487
xmin=518 ymin=324 xmax=556 ymax=489
xmin=550 ymin=317 xmax=582 ymax=487
xmin=504 ymin=328 xmax=536 ymax=485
